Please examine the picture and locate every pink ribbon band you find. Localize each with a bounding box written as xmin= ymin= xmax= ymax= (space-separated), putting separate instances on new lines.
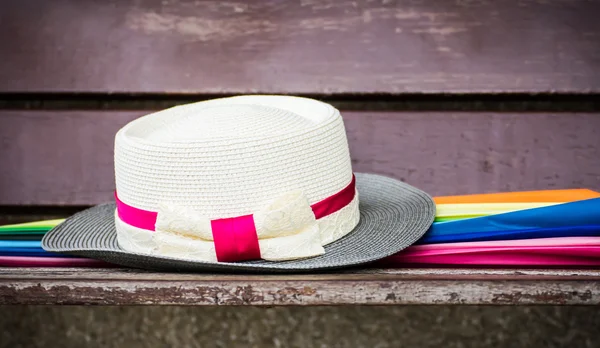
xmin=114 ymin=193 xmax=158 ymax=231
xmin=115 ymin=174 xmax=356 ymax=262
xmin=311 ymin=175 xmax=356 ymax=219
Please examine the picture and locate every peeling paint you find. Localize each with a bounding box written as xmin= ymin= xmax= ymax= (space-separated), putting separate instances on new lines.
xmin=1 ymin=279 xmax=598 ymax=306
xmin=491 ymin=290 xmax=594 ymax=305
xmin=412 ymin=27 xmax=467 ymax=35
xmin=125 ymin=11 xmax=277 ymax=41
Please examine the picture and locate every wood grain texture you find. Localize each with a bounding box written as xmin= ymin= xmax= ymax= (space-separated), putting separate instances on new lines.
xmin=0 ymin=267 xmax=599 ymax=305
xmin=1 ymin=0 xmax=599 ymax=94
xmin=4 ymin=267 xmax=600 ymax=281
xmin=1 ymin=110 xmax=599 ymax=205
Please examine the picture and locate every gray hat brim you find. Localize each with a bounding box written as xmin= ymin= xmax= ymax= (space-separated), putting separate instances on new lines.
xmin=42 ymin=173 xmax=435 ymax=273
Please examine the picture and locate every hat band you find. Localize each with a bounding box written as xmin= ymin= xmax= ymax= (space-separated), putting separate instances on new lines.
xmin=115 ymin=174 xmax=356 ymax=262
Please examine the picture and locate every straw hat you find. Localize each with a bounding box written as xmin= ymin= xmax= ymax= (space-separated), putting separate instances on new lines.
xmin=42 ymin=95 xmax=435 ymax=272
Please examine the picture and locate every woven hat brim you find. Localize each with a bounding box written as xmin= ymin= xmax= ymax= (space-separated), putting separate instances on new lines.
xmin=41 ymin=173 xmax=435 ymax=273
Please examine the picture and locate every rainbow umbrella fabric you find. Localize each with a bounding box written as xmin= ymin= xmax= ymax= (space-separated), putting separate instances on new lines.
xmin=0 ymin=219 xmax=107 ymax=267
xmin=382 ymin=189 xmax=600 ymax=266
xmin=2 ymin=189 xmax=600 ymax=267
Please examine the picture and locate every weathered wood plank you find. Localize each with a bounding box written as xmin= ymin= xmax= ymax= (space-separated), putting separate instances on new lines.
xmin=3 ymin=267 xmax=600 ymax=281
xmin=1 ymin=0 xmax=599 ymax=94
xmin=0 ymin=268 xmax=599 ymax=305
xmin=1 ymin=110 xmax=599 ymax=205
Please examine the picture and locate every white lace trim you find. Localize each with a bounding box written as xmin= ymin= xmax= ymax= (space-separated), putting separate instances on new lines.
xmin=115 ymin=192 xmax=360 ymax=262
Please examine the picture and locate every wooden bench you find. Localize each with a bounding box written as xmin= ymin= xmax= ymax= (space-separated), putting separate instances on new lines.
xmin=1 ymin=0 xmax=599 ymax=306
xmin=1 ymin=268 xmax=600 ymax=306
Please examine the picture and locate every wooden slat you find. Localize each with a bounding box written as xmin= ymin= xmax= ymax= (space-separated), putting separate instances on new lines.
xmin=1 ymin=110 xmax=599 ymax=205
xmin=1 ymin=0 xmax=600 ymax=94
xmin=0 ymin=267 xmax=599 ymax=305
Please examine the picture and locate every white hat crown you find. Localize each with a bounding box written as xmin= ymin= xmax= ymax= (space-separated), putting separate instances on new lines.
xmin=113 ymin=95 xmax=359 ymax=262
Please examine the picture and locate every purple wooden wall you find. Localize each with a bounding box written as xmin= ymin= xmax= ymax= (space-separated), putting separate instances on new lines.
xmin=0 ymin=0 xmax=598 ymax=206
xmin=0 ymin=0 xmax=599 ymax=93
xmin=1 ymin=111 xmax=598 ymax=205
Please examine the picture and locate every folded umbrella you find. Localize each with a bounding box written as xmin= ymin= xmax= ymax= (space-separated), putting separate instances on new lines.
xmin=434 ymin=188 xmax=600 ymax=204
xmin=0 ymin=219 xmax=65 ymax=234
xmin=435 ymin=202 xmax=560 ymax=222
xmin=0 ymin=235 xmax=44 ymax=241
xmin=0 ymin=223 xmax=97 ymax=261
xmin=0 ymin=240 xmax=51 ymax=257
xmin=419 ymin=198 xmax=600 ymax=244
xmin=434 ymin=189 xmax=600 ymax=222
xmin=0 ymin=240 xmax=41 ymax=248
xmin=381 ymin=237 xmax=600 ymax=266
xmin=0 ymin=256 xmax=111 ymax=267
xmin=419 ymin=224 xmax=600 ymax=244
xmin=0 ymin=250 xmax=58 ymax=257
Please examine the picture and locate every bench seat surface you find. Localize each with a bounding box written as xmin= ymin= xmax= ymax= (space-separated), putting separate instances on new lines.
xmin=1 ymin=267 xmax=599 ymax=306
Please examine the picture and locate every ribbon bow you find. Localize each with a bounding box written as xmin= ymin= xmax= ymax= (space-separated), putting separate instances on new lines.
xmin=153 ymin=190 xmax=325 ymax=262
xmin=115 ymin=175 xmax=356 ymax=262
